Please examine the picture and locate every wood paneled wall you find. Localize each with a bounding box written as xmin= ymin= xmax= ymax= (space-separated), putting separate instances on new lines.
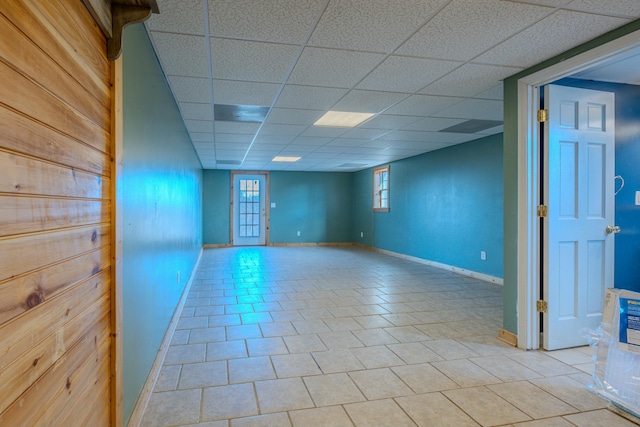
xmin=0 ymin=1 xmax=113 ymax=425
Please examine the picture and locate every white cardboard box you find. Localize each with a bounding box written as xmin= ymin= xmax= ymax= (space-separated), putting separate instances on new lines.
xmin=593 ymin=288 xmax=640 ymax=417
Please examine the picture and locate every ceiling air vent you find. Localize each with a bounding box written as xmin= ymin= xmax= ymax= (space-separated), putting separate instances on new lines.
xmin=214 ymin=104 xmax=269 ymax=123
xmin=216 ymin=160 xmax=242 ymax=165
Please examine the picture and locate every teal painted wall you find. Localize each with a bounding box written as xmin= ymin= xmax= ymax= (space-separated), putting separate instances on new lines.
xmin=353 ymin=134 xmax=504 ymax=278
xmin=121 ymin=25 xmax=203 ymax=424
xmin=203 ymin=170 xmax=231 ymax=244
xmin=269 ymin=172 xmax=353 ymax=243
xmin=503 ymin=20 xmax=640 ymax=334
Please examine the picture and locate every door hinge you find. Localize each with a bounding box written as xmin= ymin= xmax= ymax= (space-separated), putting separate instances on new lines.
xmin=537 ymin=300 xmax=548 ymax=313
xmin=537 ymin=205 xmax=548 ymax=217
xmin=537 ymin=109 xmax=548 ymax=122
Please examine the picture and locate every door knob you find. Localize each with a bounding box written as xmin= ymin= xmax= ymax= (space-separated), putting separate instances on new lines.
xmin=606 ymin=225 xmax=621 ymax=234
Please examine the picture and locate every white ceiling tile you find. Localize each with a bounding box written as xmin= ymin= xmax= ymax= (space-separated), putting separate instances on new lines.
xmin=214 ymin=121 xmax=260 ymax=134
xmin=402 ymin=117 xmax=466 ymax=132
xmin=278 ymin=144 xmax=320 ymax=153
xmin=215 ymin=142 xmax=251 ymax=151
xmin=150 ymin=32 xmax=209 ymax=77
xmin=432 ymin=99 xmax=503 ymax=121
xmin=314 ymin=146 xmax=354 ymax=153
xmin=180 ymin=102 xmax=212 ymax=120
xmin=340 ymin=127 xmax=392 ymax=139
xmin=147 ymin=0 xmax=205 ymax=34
xmin=185 ymin=119 xmax=214 ymax=133
xmin=190 ymin=132 xmax=214 ymax=142
xmin=569 ymin=0 xmax=640 ymax=16
xmin=288 ymin=47 xmax=385 ymax=88
xmin=216 ymin=150 xmax=246 ymax=158
xmin=477 ymin=124 xmax=504 ymax=135
xmin=253 ymin=134 xmax=297 ymax=145
xmin=275 ymin=85 xmax=349 ymax=110
xmin=244 ymin=154 xmax=277 ymax=161
xmin=168 ymin=76 xmax=211 ymax=103
xmin=214 ymin=134 xmax=254 ymax=143
xmin=376 ymin=130 xmax=438 ymax=142
xmin=290 ymin=136 xmax=334 ymax=146
xmin=300 ymin=126 xmax=349 ymax=138
xmin=384 ymin=95 xmax=463 ymax=116
xmin=296 ymin=152 xmax=336 ymax=160
xmin=475 ymin=10 xmax=631 ymax=67
xmin=212 ymin=80 xmax=280 ymax=106
xmin=358 ymin=114 xmax=422 ymax=130
xmin=357 ymin=56 xmax=462 ymax=93
xmin=397 ymin=0 xmax=553 ymax=61
xmin=473 ymin=84 xmax=504 ymax=100
xmin=259 ymin=124 xmax=306 ymax=136
xmin=420 ymin=63 xmax=521 ymax=97
xmin=327 ymin=138 xmax=368 ymax=147
xmin=331 ymin=90 xmax=407 ymax=114
xmin=192 ymin=141 xmax=214 ymax=149
xmin=249 ymin=144 xmax=286 ymax=152
xmin=308 ymin=0 xmax=449 ymax=53
xmin=266 ymin=108 xmax=325 ymax=126
xmin=211 ymin=38 xmax=299 ymax=83
xmin=207 ymin=0 xmax=327 ymax=43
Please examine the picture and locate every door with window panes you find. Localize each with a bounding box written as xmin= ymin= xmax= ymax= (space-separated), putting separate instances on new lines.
xmin=232 ymin=173 xmax=267 ymax=245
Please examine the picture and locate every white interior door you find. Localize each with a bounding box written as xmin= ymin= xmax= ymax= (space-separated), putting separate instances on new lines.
xmin=233 ymin=174 xmax=267 ymax=246
xmin=543 ymin=84 xmax=615 ymax=350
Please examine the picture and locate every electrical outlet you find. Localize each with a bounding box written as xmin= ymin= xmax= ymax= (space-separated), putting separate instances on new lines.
xmin=636 ymin=191 xmax=640 ymax=206
xmin=177 ymin=270 xmax=180 ymax=284
xmin=297 ymin=231 xmax=301 ymax=236
xmin=360 ymin=231 xmax=364 ymax=237
xmin=480 ymin=251 xmax=487 ymax=261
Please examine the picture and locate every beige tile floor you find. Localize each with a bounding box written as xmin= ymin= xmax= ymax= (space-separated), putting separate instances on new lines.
xmin=140 ymin=246 xmax=636 ymax=427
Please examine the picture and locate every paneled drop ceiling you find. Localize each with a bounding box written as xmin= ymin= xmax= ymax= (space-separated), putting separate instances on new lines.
xmin=145 ymin=0 xmax=640 ymax=171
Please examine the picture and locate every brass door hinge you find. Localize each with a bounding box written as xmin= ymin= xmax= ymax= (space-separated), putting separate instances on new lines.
xmin=537 ymin=205 xmax=548 ymax=217
xmin=537 ymin=300 xmax=548 ymax=313
xmin=537 ymin=109 xmax=548 ymax=122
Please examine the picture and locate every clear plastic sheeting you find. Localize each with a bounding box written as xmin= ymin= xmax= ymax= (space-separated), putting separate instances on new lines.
xmin=591 ymin=288 xmax=640 ymax=418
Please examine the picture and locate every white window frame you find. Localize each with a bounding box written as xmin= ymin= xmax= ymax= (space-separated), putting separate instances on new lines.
xmin=373 ymin=165 xmax=390 ymax=212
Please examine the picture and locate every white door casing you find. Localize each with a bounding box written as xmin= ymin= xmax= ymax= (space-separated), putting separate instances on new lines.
xmin=543 ymin=84 xmax=615 ymax=350
xmin=232 ymin=173 xmax=267 ymax=246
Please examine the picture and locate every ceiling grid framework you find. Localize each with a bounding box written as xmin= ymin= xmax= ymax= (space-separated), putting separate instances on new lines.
xmin=146 ymin=0 xmax=640 ymax=171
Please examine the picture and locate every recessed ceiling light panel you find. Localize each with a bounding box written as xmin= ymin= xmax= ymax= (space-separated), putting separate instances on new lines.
xmin=272 ymin=156 xmax=301 ymax=162
xmin=314 ymin=111 xmax=374 ymax=128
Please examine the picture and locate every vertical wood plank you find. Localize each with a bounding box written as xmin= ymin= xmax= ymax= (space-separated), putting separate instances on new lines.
xmin=111 ymin=54 xmax=124 ymax=427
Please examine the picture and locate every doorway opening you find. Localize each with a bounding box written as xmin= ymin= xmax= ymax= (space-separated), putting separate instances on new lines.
xmin=516 ymin=30 xmax=640 ymax=350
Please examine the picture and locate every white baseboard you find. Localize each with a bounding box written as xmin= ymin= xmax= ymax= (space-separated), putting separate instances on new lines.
xmin=362 ymin=245 xmax=503 ymax=285
xmin=127 ymin=248 xmax=203 ymax=427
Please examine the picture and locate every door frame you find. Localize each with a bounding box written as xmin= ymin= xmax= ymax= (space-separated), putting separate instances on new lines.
xmin=516 ymin=30 xmax=640 ymax=350
xmin=230 ymin=171 xmax=270 ymax=246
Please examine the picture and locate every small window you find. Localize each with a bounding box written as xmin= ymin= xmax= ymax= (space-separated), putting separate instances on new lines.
xmin=373 ymin=165 xmax=389 ymax=212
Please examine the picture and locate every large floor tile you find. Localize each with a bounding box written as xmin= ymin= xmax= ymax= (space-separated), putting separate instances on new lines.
xmin=396 ymin=393 xmax=480 ymax=427
xmin=443 ymin=386 xmax=531 ymax=426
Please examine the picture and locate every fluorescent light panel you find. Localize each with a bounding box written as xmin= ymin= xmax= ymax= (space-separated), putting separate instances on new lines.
xmin=272 ymin=156 xmax=301 ymax=162
xmin=314 ymin=111 xmax=374 ymax=128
